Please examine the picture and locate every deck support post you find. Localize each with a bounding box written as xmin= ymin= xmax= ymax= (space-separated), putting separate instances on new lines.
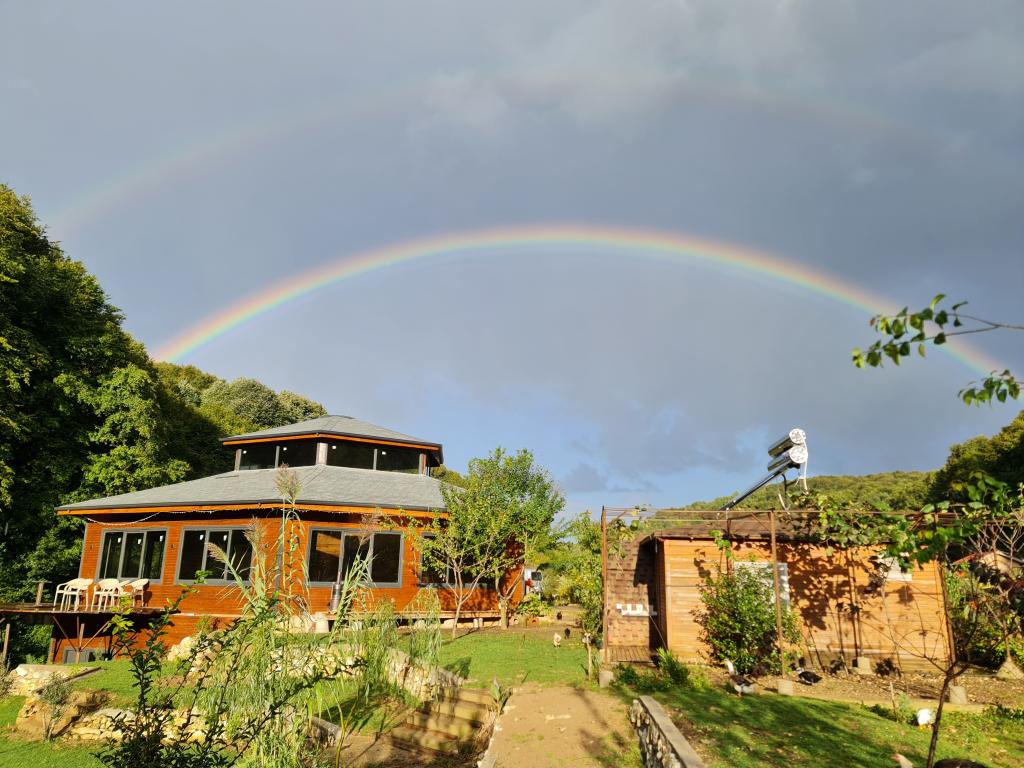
xmin=600 ymin=506 xmax=608 ymax=664
xmin=48 ymin=636 xmax=57 ymax=664
xmin=75 ymin=618 xmax=85 ymax=663
xmin=35 ymin=581 xmax=46 ymax=606
xmin=769 ymin=511 xmax=786 ymax=675
xmin=1 ymin=621 xmax=10 ymax=666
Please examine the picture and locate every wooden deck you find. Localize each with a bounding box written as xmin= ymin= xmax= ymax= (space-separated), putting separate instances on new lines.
xmin=607 ymin=644 xmax=655 ymax=664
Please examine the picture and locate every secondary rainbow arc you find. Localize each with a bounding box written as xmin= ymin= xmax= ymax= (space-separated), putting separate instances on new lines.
xmin=153 ymin=223 xmax=1003 ymax=377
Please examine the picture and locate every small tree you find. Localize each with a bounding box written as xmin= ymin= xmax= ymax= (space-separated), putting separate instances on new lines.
xmin=419 ymin=448 xmax=562 ymax=635
xmin=696 ymin=562 xmax=800 ymax=675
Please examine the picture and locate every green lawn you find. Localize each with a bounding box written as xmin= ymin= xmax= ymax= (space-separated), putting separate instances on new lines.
xmin=69 ymin=661 xmax=137 ymax=706
xmin=613 ymin=678 xmax=1024 ymax=768
xmin=437 ymin=629 xmax=591 ymax=687
xmin=0 ymin=696 xmax=103 ymax=767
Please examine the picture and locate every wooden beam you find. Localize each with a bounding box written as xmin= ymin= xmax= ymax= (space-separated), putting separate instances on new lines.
xmin=59 ymin=502 xmax=445 ymax=517
xmin=35 ymin=581 xmax=46 ymax=606
xmin=769 ymin=511 xmax=787 ymax=675
xmin=600 ymin=506 xmax=609 ymax=664
xmin=1 ymin=621 xmax=10 ymax=666
xmin=75 ymin=619 xmax=85 ymax=663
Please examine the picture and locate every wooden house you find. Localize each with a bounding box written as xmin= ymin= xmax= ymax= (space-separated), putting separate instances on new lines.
xmin=603 ymin=510 xmax=952 ymax=672
xmin=14 ymin=416 xmax=517 ymax=662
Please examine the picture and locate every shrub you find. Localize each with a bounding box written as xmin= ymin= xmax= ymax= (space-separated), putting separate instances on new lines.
xmin=517 ymin=592 xmax=547 ymax=618
xmin=946 ymin=569 xmax=1024 ymax=669
xmin=40 ymin=673 xmax=71 ymax=740
xmin=655 ymin=648 xmax=690 ymax=686
xmin=695 ymin=562 xmax=800 ymax=675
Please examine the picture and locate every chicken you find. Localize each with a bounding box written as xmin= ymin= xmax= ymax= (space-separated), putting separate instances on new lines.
xmin=723 ymin=660 xmax=756 ymax=696
xmin=795 ymin=666 xmax=822 ymax=685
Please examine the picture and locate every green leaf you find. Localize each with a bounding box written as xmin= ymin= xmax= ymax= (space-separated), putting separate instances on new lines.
xmin=934 ymin=332 xmax=946 ymax=345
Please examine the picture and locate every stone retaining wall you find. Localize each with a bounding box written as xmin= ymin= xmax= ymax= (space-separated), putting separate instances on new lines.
xmin=629 ymin=696 xmax=706 ymax=768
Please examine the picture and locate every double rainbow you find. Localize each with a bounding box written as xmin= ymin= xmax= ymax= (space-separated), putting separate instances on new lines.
xmin=152 ymin=223 xmax=1002 ymax=378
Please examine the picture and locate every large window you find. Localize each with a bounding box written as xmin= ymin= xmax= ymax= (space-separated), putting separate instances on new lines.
xmin=307 ymin=530 xmax=403 ymax=587
xmin=276 ymin=440 xmax=318 ymax=468
xmin=238 ymin=443 xmax=277 ymax=470
xmin=325 ymin=441 xmax=375 ymax=469
xmin=98 ymin=530 xmax=166 ymax=582
xmin=375 ymin=446 xmax=422 ymax=474
xmin=177 ymin=528 xmax=253 ymax=583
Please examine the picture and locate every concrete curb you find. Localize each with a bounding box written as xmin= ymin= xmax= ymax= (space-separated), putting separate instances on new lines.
xmin=630 ymin=696 xmax=706 ymax=768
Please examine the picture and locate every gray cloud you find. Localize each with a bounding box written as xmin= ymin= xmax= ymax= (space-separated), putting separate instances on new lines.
xmin=1 ymin=0 xmax=1021 ymax=507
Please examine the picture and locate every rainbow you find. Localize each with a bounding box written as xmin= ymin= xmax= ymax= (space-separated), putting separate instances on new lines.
xmin=153 ymin=223 xmax=1003 ymax=377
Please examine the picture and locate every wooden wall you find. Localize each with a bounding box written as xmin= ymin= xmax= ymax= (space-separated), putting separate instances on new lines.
xmin=59 ymin=509 xmax=521 ymax=660
xmin=606 ymin=536 xmax=952 ymax=672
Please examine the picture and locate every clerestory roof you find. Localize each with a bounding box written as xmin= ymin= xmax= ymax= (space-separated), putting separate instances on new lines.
xmin=57 ymin=464 xmax=447 ymax=514
xmin=221 ymin=415 xmax=443 ymax=462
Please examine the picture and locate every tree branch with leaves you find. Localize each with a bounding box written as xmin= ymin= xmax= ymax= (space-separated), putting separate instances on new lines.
xmin=852 ymin=294 xmax=1021 ymax=405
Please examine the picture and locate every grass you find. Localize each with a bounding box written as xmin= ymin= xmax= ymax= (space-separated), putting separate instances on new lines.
xmin=613 ymin=673 xmax=1024 ymax=768
xmin=69 ymin=660 xmax=137 ymax=706
xmin=0 ymin=696 xmax=103 ymax=767
xmin=437 ymin=628 xmax=591 ymax=687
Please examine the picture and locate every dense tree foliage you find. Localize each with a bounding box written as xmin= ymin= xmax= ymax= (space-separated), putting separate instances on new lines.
xmin=930 ymin=409 xmax=1024 ymax=502
xmin=682 ymin=471 xmax=933 ymax=512
xmin=538 ymin=512 xmax=603 ymax=635
xmin=0 ymin=185 xmax=326 ymax=660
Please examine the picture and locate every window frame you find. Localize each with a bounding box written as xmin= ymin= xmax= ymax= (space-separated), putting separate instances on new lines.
xmin=95 ymin=528 xmax=168 ymax=584
xmin=305 ymin=528 xmax=404 ymax=589
xmin=175 ymin=525 xmax=253 ymax=585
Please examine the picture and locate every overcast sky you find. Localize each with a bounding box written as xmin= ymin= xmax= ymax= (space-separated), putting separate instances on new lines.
xmin=3 ymin=1 xmax=1022 ymax=512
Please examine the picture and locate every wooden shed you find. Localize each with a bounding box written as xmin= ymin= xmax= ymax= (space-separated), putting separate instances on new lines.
xmin=603 ymin=510 xmax=952 ymax=672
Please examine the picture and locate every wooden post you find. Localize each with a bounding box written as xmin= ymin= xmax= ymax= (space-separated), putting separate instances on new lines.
xmin=35 ymin=581 xmax=46 ymax=606
xmin=48 ymin=636 xmax=57 ymax=664
xmin=769 ymin=511 xmax=786 ymax=675
xmin=75 ymin=619 xmax=85 ymax=663
xmin=600 ymin=506 xmax=609 ymax=664
xmin=1 ymin=621 xmax=10 ymax=666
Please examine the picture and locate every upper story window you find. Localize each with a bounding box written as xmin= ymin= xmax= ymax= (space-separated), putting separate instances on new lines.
xmin=326 ymin=442 xmax=376 ymax=470
xmin=238 ymin=440 xmax=319 ymax=470
xmin=375 ymin=446 xmax=422 ymax=474
xmin=98 ymin=529 xmax=166 ymax=583
xmin=325 ymin=441 xmax=423 ymax=473
xmin=236 ymin=437 xmax=426 ymax=474
xmin=277 ymin=440 xmax=317 ymax=467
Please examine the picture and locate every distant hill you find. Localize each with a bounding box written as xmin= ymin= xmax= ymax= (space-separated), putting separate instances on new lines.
xmin=680 ymin=470 xmax=935 ymax=512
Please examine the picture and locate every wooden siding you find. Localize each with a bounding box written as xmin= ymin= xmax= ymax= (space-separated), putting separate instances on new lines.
xmin=59 ymin=510 xmax=521 ymax=660
xmin=606 ymin=536 xmax=951 ymax=673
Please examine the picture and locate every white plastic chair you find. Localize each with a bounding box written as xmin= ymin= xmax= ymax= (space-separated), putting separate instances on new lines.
xmin=91 ymin=578 xmax=122 ymax=610
xmin=54 ymin=578 xmax=93 ymax=611
xmin=119 ymin=578 xmax=149 ymax=608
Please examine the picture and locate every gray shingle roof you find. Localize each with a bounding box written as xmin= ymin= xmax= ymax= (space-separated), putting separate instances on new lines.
xmin=222 ymin=415 xmax=441 ymax=450
xmin=57 ymin=465 xmax=447 ymax=513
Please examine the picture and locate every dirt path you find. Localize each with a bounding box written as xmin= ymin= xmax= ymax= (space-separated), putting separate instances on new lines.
xmin=481 ymin=683 xmax=635 ymax=768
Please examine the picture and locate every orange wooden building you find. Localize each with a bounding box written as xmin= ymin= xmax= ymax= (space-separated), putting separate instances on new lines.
xmin=603 ymin=511 xmax=952 ymax=672
xmin=40 ymin=416 xmax=514 ymax=662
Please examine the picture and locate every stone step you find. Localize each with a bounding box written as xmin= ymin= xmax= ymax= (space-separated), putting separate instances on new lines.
xmin=389 ymin=725 xmax=462 ymax=754
xmin=404 ymin=710 xmax=481 ymax=739
xmin=437 ymin=686 xmax=493 ymax=706
xmin=420 ymin=697 xmax=490 ymax=722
